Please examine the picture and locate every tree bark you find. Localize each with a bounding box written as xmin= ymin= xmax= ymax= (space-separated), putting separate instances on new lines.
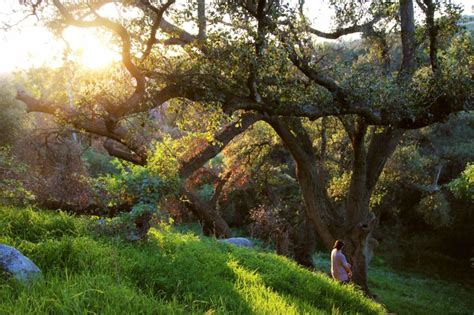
xmin=182 ymin=187 xmax=232 ymax=238
xmin=292 ymin=218 xmax=317 ymax=268
xmin=267 ymin=117 xmax=404 ymax=294
xmin=342 ymin=125 xmax=404 ymax=293
xmin=343 ymin=212 xmax=377 ymax=294
xmin=399 ymin=0 xmax=417 ymax=75
xmin=266 ymin=117 xmax=336 ymax=250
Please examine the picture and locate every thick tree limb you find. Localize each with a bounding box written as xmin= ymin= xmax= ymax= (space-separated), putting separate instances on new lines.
xmin=246 ymin=0 xmax=267 ymax=103
xmin=420 ymin=0 xmax=439 ymax=72
xmin=286 ymin=43 xmax=346 ymax=102
xmin=308 ymin=15 xmax=382 ymax=39
xmin=179 ymin=112 xmax=261 ymax=178
xmin=137 ymin=0 xmax=199 ymax=48
xmin=210 ymin=170 xmax=232 ymax=207
xmin=215 ymin=84 xmax=466 ymax=130
xmin=399 ymin=0 xmax=416 ymax=75
xmin=103 ymin=139 xmax=145 ymax=165
xmin=181 ymin=186 xmax=232 ymax=237
xmin=345 ymin=120 xmax=369 ymax=225
xmin=16 ymin=89 xmax=147 ymax=156
xmin=197 ymin=0 xmax=206 ymax=41
xmin=265 ymin=116 xmax=338 ymax=249
xmin=365 ymin=127 xmax=404 ymax=192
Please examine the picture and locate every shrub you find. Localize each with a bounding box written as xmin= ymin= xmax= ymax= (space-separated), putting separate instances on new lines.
xmin=0 ymin=147 xmax=35 ymax=206
xmin=448 ymin=163 xmax=474 ymax=202
xmin=415 ymin=192 xmax=452 ymax=228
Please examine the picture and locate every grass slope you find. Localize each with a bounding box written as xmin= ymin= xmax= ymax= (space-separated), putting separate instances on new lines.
xmin=0 ymin=207 xmax=383 ymax=315
xmin=314 ymin=252 xmax=474 ymax=314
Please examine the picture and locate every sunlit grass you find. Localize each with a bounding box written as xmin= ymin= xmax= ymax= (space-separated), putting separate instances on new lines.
xmin=0 ymin=206 xmax=384 ymax=314
xmin=314 ymin=250 xmax=474 ymax=314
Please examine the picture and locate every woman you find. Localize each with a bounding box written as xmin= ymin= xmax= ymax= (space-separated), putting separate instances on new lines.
xmin=331 ymin=240 xmax=352 ymax=283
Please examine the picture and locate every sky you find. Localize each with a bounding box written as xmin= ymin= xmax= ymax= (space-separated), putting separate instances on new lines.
xmin=0 ymin=0 xmax=472 ymax=73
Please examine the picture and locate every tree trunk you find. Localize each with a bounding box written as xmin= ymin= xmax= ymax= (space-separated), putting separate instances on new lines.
xmin=292 ymin=218 xmax=317 ymax=268
xmin=343 ymin=211 xmax=376 ymax=294
xmin=399 ymin=0 xmax=416 ymax=74
xmin=267 ymin=117 xmax=336 ymax=250
xmin=275 ymin=227 xmax=290 ymax=257
xmin=342 ymin=126 xmax=404 ymax=293
xmin=182 ymin=187 xmax=232 ymax=238
xmin=268 ymin=117 xmax=403 ymax=294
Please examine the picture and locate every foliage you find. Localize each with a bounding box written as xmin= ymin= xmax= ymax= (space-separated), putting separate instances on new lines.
xmin=447 ymin=163 xmax=474 ymax=202
xmin=5 ymin=0 xmax=473 ymax=295
xmin=91 ymin=159 xmax=179 ymax=217
xmin=415 ymin=192 xmax=452 ymax=228
xmin=0 ymin=79 xmax=27 ymax=147
xmin=0 ymin=206 xmax=384 ymax=314
xmin=81 ymin=148 xmax=118 ymax=177
xmin=328 ymin=172 xmax=352 ymax=202
xmin=0 ymin=147 xmax=35 ymax=206
xmin=147 ymin=135 xmax=196 ymax=181
xmin=248 ymin=204 xmax=286 ymax=242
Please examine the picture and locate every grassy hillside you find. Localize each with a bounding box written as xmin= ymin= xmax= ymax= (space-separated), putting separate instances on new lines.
xmin=0 ymin=207 xmax=383 ymax=314
xmin=314 ymin=254 xmax=474 ymax=315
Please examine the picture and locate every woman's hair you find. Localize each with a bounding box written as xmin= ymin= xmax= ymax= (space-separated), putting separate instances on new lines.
xmin=333 ymin=240 xmax=344 ymax=250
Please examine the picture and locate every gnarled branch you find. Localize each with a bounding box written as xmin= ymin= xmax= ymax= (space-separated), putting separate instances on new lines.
xmin=53 ymin=0 xmax=146 ymax=118
xmin=179 ymin=112 xmax=261 ymax=178
xmin=308 ymin=15 xmax=383 ymax=39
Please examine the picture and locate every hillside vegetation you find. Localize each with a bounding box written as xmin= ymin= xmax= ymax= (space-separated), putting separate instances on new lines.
xmin=314 ymin=255 xmax=474 ymax=315
xmin=0 ymin=206 xmax=383 ymax=314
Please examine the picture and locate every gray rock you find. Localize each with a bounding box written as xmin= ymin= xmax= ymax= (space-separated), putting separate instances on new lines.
xmin=0 ymin=244 xmax=41 ymax=283
xmin=219 ymin=237 xmax=254 ymax=248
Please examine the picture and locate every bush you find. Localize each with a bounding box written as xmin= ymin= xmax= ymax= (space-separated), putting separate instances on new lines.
xmin=0 ymin=147 xmax=35 ymax=206
xmin=89 ymin=159 xmax=181 ymax=238
xmin=448 ymin=163 xmax=474 ymax=202
xmin=415 ymin=192 xmax=452 ymax=228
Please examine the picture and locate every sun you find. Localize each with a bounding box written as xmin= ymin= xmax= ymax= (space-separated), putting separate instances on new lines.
xmin=79 ymin=44 xmax=118 ymax=69
xmin=62 ymin=27 xmax=120 ymax=69
xmin=0 ymin=20 xmax=121 ymax=73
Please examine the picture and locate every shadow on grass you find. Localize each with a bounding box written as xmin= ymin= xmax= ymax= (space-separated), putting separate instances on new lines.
xmin=0 ymin=207 xmax=383 ymax=314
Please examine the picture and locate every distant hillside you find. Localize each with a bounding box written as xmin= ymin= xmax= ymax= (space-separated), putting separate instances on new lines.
xmin=460 ymin=15 xmax=474 ymax=31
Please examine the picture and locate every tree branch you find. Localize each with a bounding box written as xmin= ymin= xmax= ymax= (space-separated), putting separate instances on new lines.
xmin=103 ymin=138 xmax=145 ymax=165
xmin=53 ymin=0 xmax=146 ymax=119
xmin=399 ymin=0 xmax=417 ymax=75
xmin=140 ymin=0 xmax=176 ymax=60
xmin=178 ymin=112 xmax=261 ymax=178
xmin=308 ymin=15 xmax=382 ymax=39
xmin=283 ymin=36 xmax=349 ymax=107
xmin=210 ymin=170 xmax=232 ymax=207
xmin=16 ymin=89 xmax=148 ymax=156
xmin=421 ymin=0 xmax=439 ymax=72
xmin=365 ymin=127 xmax=405 ymax=192
xmin=197 ymin=0 xmax=206 ymax=41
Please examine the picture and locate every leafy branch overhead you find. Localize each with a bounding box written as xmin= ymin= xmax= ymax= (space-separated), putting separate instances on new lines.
xmin=16 ymin=1 xmax=472 ymax=150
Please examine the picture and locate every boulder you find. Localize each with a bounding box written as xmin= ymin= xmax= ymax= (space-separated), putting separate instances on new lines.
xmin=0 ymin=244 xmax=41 ymax=283
xmin=219 ymin=237 xmax=254 ymax=248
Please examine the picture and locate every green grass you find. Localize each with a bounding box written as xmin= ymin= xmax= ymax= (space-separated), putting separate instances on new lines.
xmin=0 ymin=206 xmax=383 ymax=314
xmin=314 ymin=253 xmax=474 ymax=315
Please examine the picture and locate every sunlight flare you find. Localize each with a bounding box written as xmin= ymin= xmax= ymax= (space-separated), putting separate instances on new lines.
xmin=62 ymin=27 xmax=120 ymax=69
